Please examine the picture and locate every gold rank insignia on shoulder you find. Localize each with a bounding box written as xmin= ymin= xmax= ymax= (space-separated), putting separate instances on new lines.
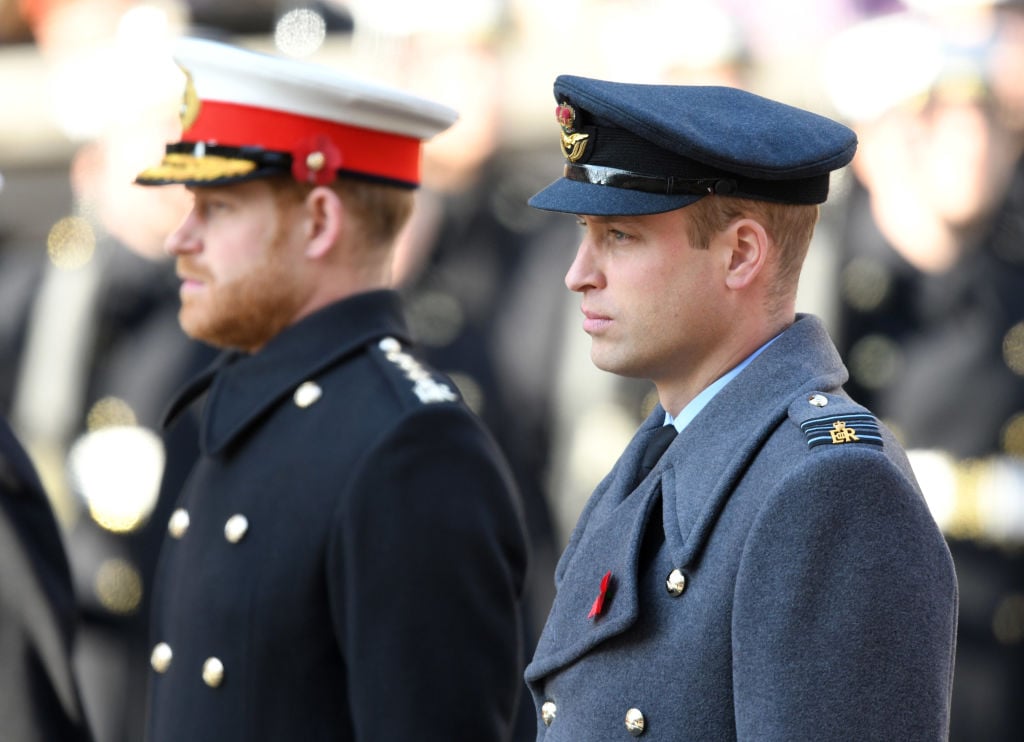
xmin=556 ymin=102 xmax=590 ymax=162
xmin=800 ymin=413 xmax=884 ymax=449
xmin=378 ymin=337 xmax=458 ymax=404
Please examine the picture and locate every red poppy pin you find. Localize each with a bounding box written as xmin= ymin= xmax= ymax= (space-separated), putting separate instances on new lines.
xmin=556 ymin=102 xmax=577 ymax=132
xmin=588 ymin=570 xmax=613 ymax=619
xmin=556 ymin=101 xmax=589 ymax=162
xmin=292 ymin=134 xmax=342 ymax=185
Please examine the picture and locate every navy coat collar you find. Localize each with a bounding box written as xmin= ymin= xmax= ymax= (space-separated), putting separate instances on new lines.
xmin=162 ymin=290 xmax=411 ymax=456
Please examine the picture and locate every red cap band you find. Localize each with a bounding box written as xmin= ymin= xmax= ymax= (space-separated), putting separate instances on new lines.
xmin=186 ymin=100 xmax=423 ymax=184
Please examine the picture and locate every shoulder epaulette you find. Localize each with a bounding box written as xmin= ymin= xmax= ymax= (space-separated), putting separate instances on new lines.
xmin=373 ymin=336 xmax=459 ymax=405
xmin=789 ymin=392 xmax=884 ymax=450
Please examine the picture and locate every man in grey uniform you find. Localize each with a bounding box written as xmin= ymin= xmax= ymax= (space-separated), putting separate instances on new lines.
xmin=524 ymin=76 xmax=958 ymax=740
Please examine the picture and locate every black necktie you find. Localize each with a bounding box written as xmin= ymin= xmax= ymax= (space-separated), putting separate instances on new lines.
xmin=634 ymin=424 xmax=678 ymax=489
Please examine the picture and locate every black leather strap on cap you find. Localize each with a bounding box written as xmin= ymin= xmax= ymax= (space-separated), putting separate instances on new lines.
xmin=564 ymin=163 xmax=737 ymax=196
xmin=563 ymin=161 xmax=829 ymax=204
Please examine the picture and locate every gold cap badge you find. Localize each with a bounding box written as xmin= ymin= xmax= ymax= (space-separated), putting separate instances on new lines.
xmin=556 ymin=101 xmax=589 ymax=162
xmin=179 ymin=66 xmax=200 ymax=134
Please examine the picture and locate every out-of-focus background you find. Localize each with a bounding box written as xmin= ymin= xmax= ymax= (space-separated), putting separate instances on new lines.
xmin=1 ymin=1 xmax=1022 ymax=740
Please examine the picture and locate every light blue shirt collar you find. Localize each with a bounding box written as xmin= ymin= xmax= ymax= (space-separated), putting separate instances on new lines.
xmin=664 ymin=335 xmax=779 ymax=433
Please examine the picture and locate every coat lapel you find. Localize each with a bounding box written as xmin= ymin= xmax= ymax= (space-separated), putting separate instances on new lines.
xmin=529 ymin=315 xmax=849 ymax=683
xmin=662 ymin=314 xmax=848 ymax=571
xmin=553 ymin=415 xmax=670 ymax=583
xmin=526 ymin=463 xmax=663 ymax=682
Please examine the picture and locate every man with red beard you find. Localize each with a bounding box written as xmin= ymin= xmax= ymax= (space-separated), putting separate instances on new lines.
xmin=134 ymin=38 xmax=527 ymax=742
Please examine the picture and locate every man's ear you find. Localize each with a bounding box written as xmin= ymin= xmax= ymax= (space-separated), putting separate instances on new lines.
xmin=303 ymin=186 xmax=344 ymax=259
xmin=723 ymin=218 xmax=770 ymax=290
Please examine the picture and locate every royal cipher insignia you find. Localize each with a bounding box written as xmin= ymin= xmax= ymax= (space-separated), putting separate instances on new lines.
xmin=801 ymin=413 xmax=884 ymax=449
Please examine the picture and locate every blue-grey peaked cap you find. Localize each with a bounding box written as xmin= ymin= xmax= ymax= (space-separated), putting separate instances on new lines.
xmin=528 ymin=75 xmax=858 ymax=216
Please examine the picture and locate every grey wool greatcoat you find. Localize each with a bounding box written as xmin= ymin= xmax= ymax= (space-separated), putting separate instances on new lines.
xmin=145 ymin=290 xmax=528 ymax=742
xmin=526 ymin=314 xmax=958 ymax=741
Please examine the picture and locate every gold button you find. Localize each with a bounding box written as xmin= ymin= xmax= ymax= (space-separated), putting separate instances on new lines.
xmin=202 ymin=657 xmax=224 ymax=687
xmin=541 ymin=700 xmax=557 ymax=727
xmin=305 ymin=151 xmax=326 ymax=172
xmin=168 ymin=508 xmax=190 ymax=539
xmin=808 ymin=393 xmax=829 ymax=408
xmin=666 ymin=569 xmax=687 ymax=597
xmin=224 ymin=514 xmax=249 ymax=544
xmin=293 ymin=381 xmax=322 ymax=408
xmin=625 ymin=707 xmax=645 ymax=736
xmin=150 ymin=642 xmax=172 ymax=673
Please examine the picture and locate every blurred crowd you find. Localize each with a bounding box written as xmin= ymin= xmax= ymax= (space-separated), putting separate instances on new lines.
xmin=1 ymin=1 xmax=1022 ymax=740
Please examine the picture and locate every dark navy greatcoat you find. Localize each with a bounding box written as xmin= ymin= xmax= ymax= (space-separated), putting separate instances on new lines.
xmin=526 ymin=314 xmax=958 ymax=740
xmin=0 ymin=416 xmax=93 ymax=742
xmin=146 ymin=290 xmax=528 ymax=742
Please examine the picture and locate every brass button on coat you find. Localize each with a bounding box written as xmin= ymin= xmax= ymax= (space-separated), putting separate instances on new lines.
xmin=150 ymin=642 xmax=172 ymax=673
xmin=541 ymin=700 xmax=557 ymax=726
xmin=224 ymin=514 xmax=249 ymax=543
xmin=202 ymin=657 xmax=224 ymax=687
xmin=167 ymin=508 xmax=190 ymax=539
xmin=293 ymin=381 xmax=322 ymax=408
xmin=666 ymin=568 xmax=687 ymax=596
xmin=625 ymin=707 xmax=646 ymax=736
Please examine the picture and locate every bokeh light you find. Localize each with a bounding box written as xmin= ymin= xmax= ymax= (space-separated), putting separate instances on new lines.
xmin=1003 ymin=322 xmax=1024 ymax=375
xmin=848 ymin=334 xmax=903 ymax=390
xmin=87 ymin=396 xmax=138 ymax=430
xmin=46 ymin=215 xmax=96 ymax=269
xmin=68 ymin=425 xmax=166 ymax=533
xmin=1002 ymin=412 xmax=1024 ymax=456
xmin=274 ymin=8 xmax=327 ymax=58
xmin=94 ymin=558 xmax=144 ymax=615
xmin=840 ymin=256 xmax=892 ymax=312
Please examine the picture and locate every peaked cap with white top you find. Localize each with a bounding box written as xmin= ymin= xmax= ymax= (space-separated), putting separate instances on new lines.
xmin=136 ymin=37 xmax=458 ymax=188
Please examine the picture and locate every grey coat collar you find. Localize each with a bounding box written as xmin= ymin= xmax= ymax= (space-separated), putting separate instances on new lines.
xmin=527 ymin=313 xmax=848 ymax=682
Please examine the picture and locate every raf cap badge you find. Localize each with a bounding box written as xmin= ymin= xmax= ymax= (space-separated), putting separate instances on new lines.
xmin=556 ymin=102 xmax=589 ymax=162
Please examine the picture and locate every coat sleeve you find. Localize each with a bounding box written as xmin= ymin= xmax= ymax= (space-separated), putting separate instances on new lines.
xmin=326 ymin=403 xmax=528 ymax=742
xmin=731 ymin=447 xmax=957 ymax=741
xmin=0 ymin=417 xmax=94 ymax=742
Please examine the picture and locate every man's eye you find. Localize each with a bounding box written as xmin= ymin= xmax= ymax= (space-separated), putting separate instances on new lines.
xmin=201 ymin=200 xmax=228 ymax=216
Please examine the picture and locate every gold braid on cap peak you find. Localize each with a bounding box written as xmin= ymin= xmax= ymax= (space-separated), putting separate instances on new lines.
xmin=137 ymin=152 xmax=258 ymax=183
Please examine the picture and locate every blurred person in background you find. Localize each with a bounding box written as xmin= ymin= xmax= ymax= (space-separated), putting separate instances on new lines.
xmin=825 ymin=2 xmax=1024 ymax=739
xmin=381 ymin=1 xmax=570 ymax=681
xmin=0 ymin=0 xmax=30 ymax=41
xmin=1 ymin=413 xmax=93 ymax=742
xmin=135 ymin=37 xmax=527 ymax=741
xmin=1 ymin=2 xmax=216 ymax=740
